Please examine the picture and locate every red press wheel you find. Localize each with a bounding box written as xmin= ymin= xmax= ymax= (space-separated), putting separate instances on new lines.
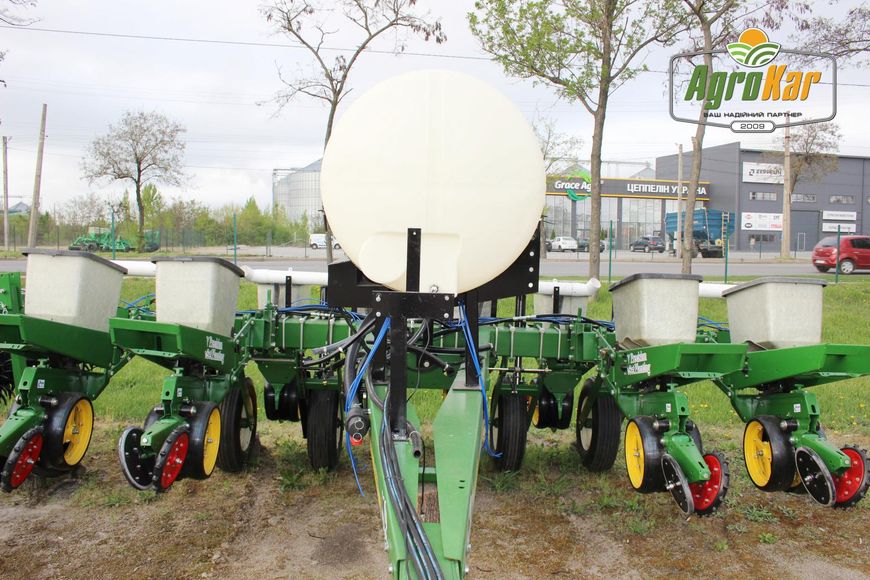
xmin=689 ymin=450 xmax=731 ymax=516
xmin=833 ymin=446 xmax=870 ymax=509
xmin=154 ymin=427 xmax=189 ymax=492
xmin=1 ymin=427 xmax=44 ymax=492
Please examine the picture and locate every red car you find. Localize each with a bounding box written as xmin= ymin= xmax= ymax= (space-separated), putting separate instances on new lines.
xmin=811 ymin=235 xmax=870 ymax=274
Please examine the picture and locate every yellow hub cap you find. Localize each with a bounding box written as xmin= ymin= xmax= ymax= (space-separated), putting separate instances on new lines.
xmin=63 ymin=398 xmax=94 ymax=466
xmin=744 ymin=420 xmax=773 ymax=486
xmin=532 ymin=403 xmax=539 ymax=427
xmin=625 ymin=421 xmax=645 ymax=489
xmin=202 ymin=407 xmax=221 ymax=476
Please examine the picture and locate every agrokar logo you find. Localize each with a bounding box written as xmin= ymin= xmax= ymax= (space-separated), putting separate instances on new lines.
xmin=726 ymin=28 xmax=781 ymax=67
xmin=669 ymin=25 xmax=837 ymax=133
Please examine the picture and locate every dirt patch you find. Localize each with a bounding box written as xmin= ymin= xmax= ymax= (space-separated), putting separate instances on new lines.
xmin=1 ymin=423 xmax=869 ymax=578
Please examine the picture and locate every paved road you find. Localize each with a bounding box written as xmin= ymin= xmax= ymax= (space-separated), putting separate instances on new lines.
xmin=0 ymin=254 xmax=840 ymax=278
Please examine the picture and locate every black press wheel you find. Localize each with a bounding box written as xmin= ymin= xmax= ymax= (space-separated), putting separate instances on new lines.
xmin=576 ymin=380 xmax=622 ymax=472
xmin=743 ymin=416 xmax=795 ymax=492
xmin=532 ymin=388 xmax=557 ymax=429
xmin=624 ymin=416 xmax=665 ymax=493
xmin=264 ymin=382 xmax=279 ymax=421
xmin=492 ymin=392 xmax=529 ymax=472
xmin=279 ymin=381 xmax=301 ymax=421
xmin=555 ymin=391 xmax=574 ymax=430
xmin=217 ymin=378 xmax=258 ymax=472
xmin=182 ymin=401 xmax=222 ymax=480
xmin=306 ymin=389 xmax=342 ymax=471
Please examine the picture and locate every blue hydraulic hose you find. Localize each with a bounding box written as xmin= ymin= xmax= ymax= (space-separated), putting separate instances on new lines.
xmin=345 ymin=317 xmax=391 ymax=495
xmin=458 ymin=303 xmax=501 ymax=459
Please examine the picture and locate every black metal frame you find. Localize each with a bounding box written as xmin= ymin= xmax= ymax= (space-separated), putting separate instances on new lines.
xmin=325 ymin=224 xmax=542 ymax=438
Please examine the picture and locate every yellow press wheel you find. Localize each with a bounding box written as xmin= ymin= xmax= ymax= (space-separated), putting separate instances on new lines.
xmin=742 ymin=416 xmax=794 ymax=491
xmin=183 ymin=401 xmax=222 ymax=480
xmin=43 ymin=394 xmax=95 ymax=469
xmin=624 ymin=417 xmax=664 ymax=493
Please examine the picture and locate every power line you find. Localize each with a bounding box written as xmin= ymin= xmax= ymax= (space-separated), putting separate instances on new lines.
xmin=0 ymin=24 xmax=491 ymax=61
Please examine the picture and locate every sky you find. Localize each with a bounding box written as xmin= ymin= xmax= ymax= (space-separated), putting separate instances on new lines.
xmin=1 ymin=0 xmax=869 ymax=214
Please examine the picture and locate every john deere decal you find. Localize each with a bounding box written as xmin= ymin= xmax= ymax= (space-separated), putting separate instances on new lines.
xmin=669 ymin=28 xmax=836 ymax=133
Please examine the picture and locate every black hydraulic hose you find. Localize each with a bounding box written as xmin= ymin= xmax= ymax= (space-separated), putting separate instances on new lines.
xmin=380 ymin=388 xmax=443 ymax=579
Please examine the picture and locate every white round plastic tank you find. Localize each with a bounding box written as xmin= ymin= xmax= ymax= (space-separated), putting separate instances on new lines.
xmin=320 ymin=69 xmax=545 ymax=295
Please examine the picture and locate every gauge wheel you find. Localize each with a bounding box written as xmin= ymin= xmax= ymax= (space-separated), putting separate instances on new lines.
xmin=306 ymin=389 xmax=342 ymax=471
xmin=555 ymin=391 xmax=574 ymax=430
xmin=624 ymin=417 xmax=665 ymax=493
xmin=662 ymin=453 xmax=694 ymax=515
xmin=795 ymin=446 xmax=836 ymax=506
xmin=1 ymin=426 xmax=44 ymax=492
xmin=118 ymin=426 xmax=155 ymax=491
xmin=492 ymin=392 xmax=528 ymax=472
xmin=279 ymin=381 xmax=300 ymax=422
xmin=833 ymin=446 xmax=870 ymax=509
xmin=743 ymin=416 xmax=795 ymax=491
xmin=533 ymin=389 xmax=557 ymax=429
xmin=182 ymin=402 xmax=222 ymax=480
xmin=576 ymin=380 xmax=621 ymax=472
xmin=43 ymin=393 xmax=94 ymax=469
xmin=217 ymin=378 xmax=258 ymax=472
xmin=690 ymin=450 xmax=730 ymax=516
xmin=154 ymin=426 xmax=189 ymax=492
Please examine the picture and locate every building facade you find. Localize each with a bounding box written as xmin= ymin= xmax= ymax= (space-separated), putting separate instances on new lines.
xmin=272 ymin=159 xmax=324 ymax=229
xmin=656 ymin=142 xmax=870 ymax=251
xmin=545 ymin=174 xmax=711 ymax=249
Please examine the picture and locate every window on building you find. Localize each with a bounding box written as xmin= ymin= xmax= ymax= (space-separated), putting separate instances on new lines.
xmin=748 ymin=234 xmax=776 ymax=243
xmin=749 ymin=191 xmax=777 ymax=201
xmin=792 ymin=193 xmax=816 ymax=203
xmin=830 ymin=195 xmax=855 ymax=204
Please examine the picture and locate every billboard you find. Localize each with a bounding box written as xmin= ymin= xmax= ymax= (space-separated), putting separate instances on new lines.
xmin=741 ymin=212 xmax=783 ymax=231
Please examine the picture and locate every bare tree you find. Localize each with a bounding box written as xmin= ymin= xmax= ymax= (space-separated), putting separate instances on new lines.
xmin=262 ymin=0 xmax=445 ymax=264
xmin=534 ymin=119 xmax=583 ymax=174
xmin=82 ymin=111 xmax=186 ymax=251
xmin=763 ymin=122 xmax=841 ymax=193
xmin=1 ymin=0 xmax=38 ymax=84
xmin=790 ymin=1 xmax=870 ymax=65
xmin=470 ymin=0 xmax=688 ymax=280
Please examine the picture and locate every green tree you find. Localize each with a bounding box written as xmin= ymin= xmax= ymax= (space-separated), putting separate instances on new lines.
xmin=470 ymin=0 xmax=686 ymax=279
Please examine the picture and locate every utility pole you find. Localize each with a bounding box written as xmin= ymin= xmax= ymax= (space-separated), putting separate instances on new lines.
xmin=2 ymin=136 xmax=9 ymax=252
xmin=780 ymin=121 xmax=791 ymax=258
xmin=27 ymin=104 xmax=47 ymax=248
xmin=675 ymin=143 xmax=683 ymax=258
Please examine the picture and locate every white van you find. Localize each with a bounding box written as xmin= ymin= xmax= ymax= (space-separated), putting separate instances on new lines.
xmin=309 ymin=233 xmax=341 ymax=250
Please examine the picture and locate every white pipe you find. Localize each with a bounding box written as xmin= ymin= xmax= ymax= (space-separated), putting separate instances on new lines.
xmin=699 ymin=282 xmax=735 ymax=298
xmin=537 ymin=278 xmax=601 ymax=297
xmin=241 ymin=266 xmax=328 ymax=286
xmin=112 ymin=260 xmax=156 ymax=277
